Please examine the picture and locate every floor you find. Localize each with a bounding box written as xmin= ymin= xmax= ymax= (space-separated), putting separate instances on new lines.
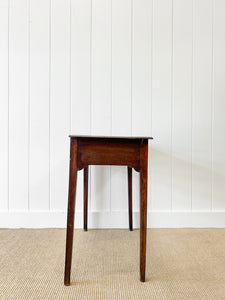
xmin=0 ymin=229 xmax=224 ymax=299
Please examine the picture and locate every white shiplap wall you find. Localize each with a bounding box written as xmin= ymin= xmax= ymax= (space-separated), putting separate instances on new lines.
xmin=0 ymin=0 xmax=225 ymax=228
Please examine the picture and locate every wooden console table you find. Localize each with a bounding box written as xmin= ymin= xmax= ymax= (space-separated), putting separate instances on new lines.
xmin=64 ymin=135 xmax=153 ymax=285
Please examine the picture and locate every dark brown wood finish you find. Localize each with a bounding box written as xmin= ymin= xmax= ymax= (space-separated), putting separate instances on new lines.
xmin=140 ymin=139 xmax=148 ymax=282
xmin=77 ymin=138 xmax=141 ymax=171
xmin=64 ymin=136 xmax=152 ymax=285
xmin=64 ymin=138 xmax=78 ymax=286
xmin=128 ymin=167 xmax=133 ymax=231
xmin=69 ymin=135 xmax=152 ymax=140
xmin=83 ymin=166 xmax=88 ymax=231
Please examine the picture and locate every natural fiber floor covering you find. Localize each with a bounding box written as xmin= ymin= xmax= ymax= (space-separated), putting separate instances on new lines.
xmin=0 ymin=229 xmax=225 ymax=300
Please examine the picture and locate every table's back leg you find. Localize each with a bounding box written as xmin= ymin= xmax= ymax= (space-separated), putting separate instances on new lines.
xmin=140 ymin=140 xmax=148 ymax=282
xmin=127 ymin=167 xmax=133 ymax=231
xmin=64 ymin=139 xmax=78 ymax=286
xmin=84 ymin=166 xmax=89 ymax=231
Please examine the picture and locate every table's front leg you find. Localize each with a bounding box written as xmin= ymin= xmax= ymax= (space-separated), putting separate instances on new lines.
xmin=140 ymin=140 xmax=148 ymax=282
xmin=64 ymin=138 xmax=78 ymax=286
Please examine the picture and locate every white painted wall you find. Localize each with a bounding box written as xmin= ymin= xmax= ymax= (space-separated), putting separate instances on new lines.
xmin=0 ymin=0 xmax=225 ymax=228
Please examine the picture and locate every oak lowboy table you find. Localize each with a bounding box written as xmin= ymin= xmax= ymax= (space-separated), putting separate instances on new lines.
xmin=64 ymin=135 xmax=153 ymax=285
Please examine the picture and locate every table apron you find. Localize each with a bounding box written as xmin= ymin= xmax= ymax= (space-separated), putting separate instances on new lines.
xmin=77 ymin=140 xmax=141 ymax=171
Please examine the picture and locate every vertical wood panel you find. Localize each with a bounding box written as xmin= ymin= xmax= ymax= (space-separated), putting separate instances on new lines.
xmin=111 ymin=0 xmax=132 ymax=212
xmin=8 ymin=0 xmax=29 ymax=210
xmin=0 ymin=0 xmax=9 ymax=211
xmin=91 ymin=0 xmax=111 ymax=136
xmin=111 ymin=167 xmax=128 ymax=212
xmin=132 ymin=0 xmax=152 ymax=212
xmin=50 ymin=0 xmax=70 ymax=211
xmin=71 ymin=0 xmax=91 ymax=135
xmin=91 ymin=166 xmax=110 ymax=212
xmin=212 ymin=0 xmax=225 ymax=210
xmin=132 ymin=0 xmax=152 ymax=137
xmin=151 ymin=0 xmax=172 ymax=211
xmin=172 ymin=0 xmax=192 ymax=210
xmin=71 ymin=0 xmax=91 ymax=211
xmin=91 ymin=0 xmax=111 ymax=212
xmin=29 ymin=0 xmax=50 ymax=210
xmin=111 ymin=0 xmax=132 ymax=136
xmin=192 ymin=0 xmax=213 ymax=211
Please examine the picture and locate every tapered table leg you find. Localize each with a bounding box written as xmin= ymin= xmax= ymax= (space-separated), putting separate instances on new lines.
xmin=84 ymin=166 xmax=88 ymax=231
xmin=64 ymin=138 xmax=78 ymax=286
xmin=127 ymin=167 xmax=133 ymax=231
xmin=140 ymin=139 xmax=148 ymax=282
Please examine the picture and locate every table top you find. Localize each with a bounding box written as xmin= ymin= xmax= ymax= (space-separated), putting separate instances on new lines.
xmin=69 ymin=135 xmax=153 ymax=140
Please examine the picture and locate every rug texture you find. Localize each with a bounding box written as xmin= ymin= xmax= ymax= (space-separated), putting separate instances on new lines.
xmin=0 ymin=229 xmax=224 ymax=299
